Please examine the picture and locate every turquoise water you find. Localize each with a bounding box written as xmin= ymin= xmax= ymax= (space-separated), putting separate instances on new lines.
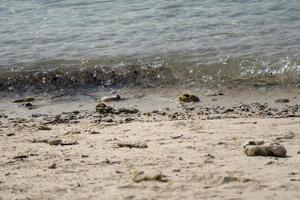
xmin=0 ymin=0 xmax=300 ymax=85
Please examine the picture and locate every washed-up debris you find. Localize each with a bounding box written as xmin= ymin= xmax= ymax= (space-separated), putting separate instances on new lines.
xmin=170 ymin=134 xmax=183 ymax=139
xmin=116 ymin=108 xmax=139 ymax=114
xmin=13 ymin=97 xmax=35 ymax=103
xmin=243 ymin=140 xmax=287 ymax=157
xmin=12 ymin=153 xmax=38 ymax=160
xmin=117 ymin=141 xmax=148 ymax=149
xmin=95 ymin=103 xmax=139 ymax=115
xmin=275 ymin=98 xmax=290 ymax=103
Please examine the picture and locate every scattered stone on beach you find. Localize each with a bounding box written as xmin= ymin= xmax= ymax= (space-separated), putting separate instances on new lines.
xmin=117 ymin=107 xmax=139 ymax=114
xmin=99 ymin=95 xmax=122 ymax=102
xmin=38 ymin=125 xmax=52 ymax=130
xmin=6 ymin=133 xmax=15 ymax=137
xmin=30 ymin=138 xmax=77 ymax=146
xmin=178 ymin=94 xmax=200 ymax=103
xmin=23 ymin=102 xmax=36 ymax=109
xmin=60 ymin=140 xmax=78 ymax=146
xmin=95 ymin=103 xmax=115 ymax=114
xmin=30 ymin=138 xmax=48 ymax=143
xmin=47 ymin=139 xmax=63 ymax=146
xmin=275 ymin=98 xmax=290 ymax=103
xmin=13 ymin=97 xmax=35 ymax=103
xmin=12 ymin=153 xmax=38 ymax=160
xmin=102 ymin=159 xmax=121 ymax=165
xmin=131 ymin=170 xmax=167 ymax=183
xmin=64 ymin=130 xmax=81 ymax=135
xmin=204 ymin=90 xmax=224 ymax=96
xmin=13 ymin=154 xmax=29 ymax=159
xmin=101 ymin=117 xmax=114 ymax=123
xmin=117 ymin=141 xmax=148 ymax=149
xmin=48 ymin=163 xmax=57 ymax=169
xmin=89 ymin=130 xmax=101 ymax=135
xmin=243 ymin=140 xmax=287 ymax=157
xmin=170 ymin=134 xmax=183 ymax=139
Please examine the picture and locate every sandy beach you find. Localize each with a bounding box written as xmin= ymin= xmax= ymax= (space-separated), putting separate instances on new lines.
xmin=0 ymin=86 xmax=300 ymax=200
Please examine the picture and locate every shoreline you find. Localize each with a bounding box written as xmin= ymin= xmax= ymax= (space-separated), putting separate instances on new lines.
xmin=0 ymin=87 xmax=300 ymax=199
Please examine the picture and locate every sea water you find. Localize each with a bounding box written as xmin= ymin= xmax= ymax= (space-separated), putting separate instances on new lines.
xmin=0 ymin=0 xmax=300 ymax=89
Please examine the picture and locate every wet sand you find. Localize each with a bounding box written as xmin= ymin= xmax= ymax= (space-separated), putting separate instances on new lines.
xmin=0 ymin=86 xmax=300 ymax=200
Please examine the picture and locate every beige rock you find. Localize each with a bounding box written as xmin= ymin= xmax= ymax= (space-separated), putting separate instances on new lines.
xmin=131 ymin=170 xmax=166 ymax=183
xmin=47 ymin=139 xmax=62 ymax=145
xmin=243 ymin=140 xmax=287 ymax=157
xmin=99 ymin=95 xmax=122 ymax=102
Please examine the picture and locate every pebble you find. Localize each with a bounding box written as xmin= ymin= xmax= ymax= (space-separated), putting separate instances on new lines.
xmin=131 ymin=170 xmax=167 ymax=183
xmin=117 ymin=108 xmax=139 ymax=114
xmin=13 ymin=97 xmax=35 ymax=103
xmin=60 ymin=140 xmax=78 ymax=146
xmin=23 ymin=102 xmax=35 ymax=109
xmin=275 ymin=99 xmax=290 ymax=103
xmin=47 ymin=139 xmax=62 ymax=146
xmin=95 ymin=103 xmax=114 ymax=114
xmin=178 ymin=94 xmax=200 ymax=103
xmin=38 ymin=125 xmax=52 ymax=130
xmin=64 ymin=130 xmax=81 ymax=135
xmin=6 ymin=133 xmax=15 ymax=137
xmin=48 ymin=163 xmax=56 ymax=169
xmin=117 ymin=141 xmax=148 ymax=149
xmin=99 ymin=95 xmax=122 ymax=102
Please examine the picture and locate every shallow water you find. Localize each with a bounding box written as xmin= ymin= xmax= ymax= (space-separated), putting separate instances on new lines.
xmin=1 ymin=0 xmax=300 ymax=90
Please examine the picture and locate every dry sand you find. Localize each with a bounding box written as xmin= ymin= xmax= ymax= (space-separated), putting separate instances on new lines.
xmin=0 ymin=87 xmax=300 ymax=200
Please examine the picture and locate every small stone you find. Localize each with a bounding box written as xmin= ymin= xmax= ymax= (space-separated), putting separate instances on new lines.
xmin=47 ymin=139 xmax=62 ymax=145
xmin=13 ymin=97 xmax=35 ymax=103
xmin=60 ymin=140 xmax=78 ymax=146
xmin=117 ymin=141 xmax=148 ymax=149
xmin=22 ymin=102 xmax=36 ymax=109
xmin=124 ymin=117 xmax=134 ymax=122
xmin=64 ymin=130 xmax=81 ymax=135
xmin=275 ymin=99 xmax=290 ymax=103
xmin=38 ymin=125 xmax=52 ymax=130
xmin=6 ymin=133 xmax=15 ymax=137
xmin=89 ymin=131 xmax=101 ymax=135
xmin=99 ymin=95 xmax=122 ymax=102
xmin=101 ymin=118 xmax=113 ymax=123
xmin=131 ymin=170 xmax=167 ymax=183
xmin=170 ymin=135 xmax=183 ymax=139
xmin=48 ymin=163 xmax=56 ymax=169
xmin=117 ymin=108 xmax=139 ymax=114
xmin=95 ymin=103 xmax=115 ymax=114
xmin=178 ymin=94 xmax=200 ymax=103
